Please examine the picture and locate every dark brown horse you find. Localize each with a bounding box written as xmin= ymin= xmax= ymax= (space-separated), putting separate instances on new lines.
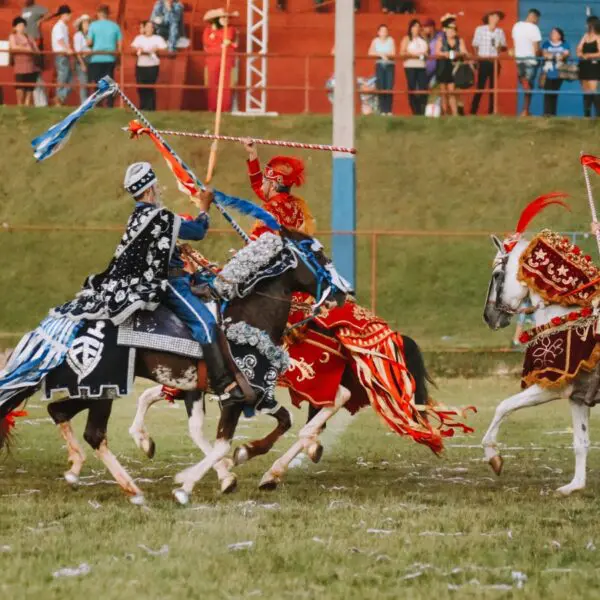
xmin=0 ymin=230 xmax=347 ymax=505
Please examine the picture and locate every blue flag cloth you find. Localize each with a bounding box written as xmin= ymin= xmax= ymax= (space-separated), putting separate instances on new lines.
xmin=31 ymin=78 xmax=116 ymax=161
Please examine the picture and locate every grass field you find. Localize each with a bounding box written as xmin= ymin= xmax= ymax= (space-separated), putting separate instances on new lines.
xmin=2 ymin=378 xmax=600 ymax=599
xmin=1 ymin=109 xmax=599 ymax=348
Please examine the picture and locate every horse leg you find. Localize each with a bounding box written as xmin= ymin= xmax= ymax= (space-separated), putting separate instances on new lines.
xmin=481 ymin=384 xmax=565 ymax=475
xmin=556 ymin=398 xmax=590 ymax=496
xmin=173 ymin=403 xmax=243 ymax=505
xmin=83 ymin=399 xmax=145 ymax=505
xmin=47 ymin=398 xmax=90 ymax=486
xmin=233 ymin=406 xmax=293 ymax=465
xmin=183 ymin=393 xmax=237 ymax=494
xmin=129 ymin=385 xmax=164 ymax=458
xmin=259 ymin=385 xmax=351 ymax=490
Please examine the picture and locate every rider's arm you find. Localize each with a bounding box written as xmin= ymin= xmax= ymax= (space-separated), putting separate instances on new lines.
xmin=179 ymin=212 xmax=209 ymax=241
xmin=242 ymin=138 xmax=266 ymax=201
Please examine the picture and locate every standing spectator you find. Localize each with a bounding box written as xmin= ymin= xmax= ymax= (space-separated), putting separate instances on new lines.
xmin=400 ymin=19 xmax=428 ymax=115
xmin=368 ymin=24 xmax=396 ymax=115
xmin=541 ymin=28 xmax=570 ymax=116
xmin=471 ymin=10 xmax=507 ymax=115
xmin=73 ymin=14 xmax=91 ymax=104
xmin=87 ymin=4 xmax=122 ymax=108
xmin=51 ymin=4 xmax=72 ymax=106
xmin=512 ymin=8 xmax=542 ymax=117
xmin=202 ymin=8 xmax=238 ymax=112
xmin=423 ymin=17 xmax=442 ymax=84
xmin=132 ymin=21 xmax=167 ymax=111
xmin=435 ymin=15 xmax=468 ymax=116
xmin=150 ymin=0 xmax=183 ymax=52
xmin=382 ymin=1 xmax=414 ymax=13
xmin=577 ymin=16 xmax=600 ymax=117
xmin=9 ymin=16 xmax=40 ymax=106
xmin=21 ymin=0 xmax=48 ymax=47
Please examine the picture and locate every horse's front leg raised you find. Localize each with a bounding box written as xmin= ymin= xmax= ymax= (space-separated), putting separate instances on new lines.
xmin=129 ymin=385 xmax=164 ymax=458
xmin=259 ymin=385 xmax=351 ymax=490
xmin=482 ymin=384 xmax=565 ymax=475
xmin=233 ymin=406 xmax=293 ymax=465
xmin=556 ymin=398 xmax=590 ymax=496
xmin=173 ymin=403 xmax=243 ymax=505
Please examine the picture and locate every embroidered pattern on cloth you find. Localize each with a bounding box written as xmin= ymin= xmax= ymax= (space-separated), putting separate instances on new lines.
xmin=51 ymin=205 xmax=181 ymax=325
xmin=214 ymin=233 xmax=297 ymax=300
xmin=521 ymin=317 xmax=600 ymax=389
xmin=518 ymin=230 xmax=600 ymax=306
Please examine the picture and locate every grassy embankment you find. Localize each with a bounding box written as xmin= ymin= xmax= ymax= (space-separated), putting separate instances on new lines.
xmin=0 ymin=109 xmax=598 ymax=359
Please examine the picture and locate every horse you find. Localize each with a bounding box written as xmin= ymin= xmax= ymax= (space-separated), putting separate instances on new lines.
xmin=0 ymin=229 xmax=348 ymax=505
xmin=483 ymin=195 xmax=599 ymax=495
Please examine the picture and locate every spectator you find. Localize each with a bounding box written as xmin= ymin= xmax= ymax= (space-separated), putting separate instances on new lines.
xmin=9 ymin=16 xmax=40 ymax=106
xmin=381 ymin=1 xmax=414 ymax=13
xmin=541 ymin=27 xmax=570 ymax=116
xmin=150 ymin=0 xmax=183 ymax=52
xmin=21 ymin=0 xmax=48 ymax=47
xmin=87 ymin=4 xmax=122 ymax=107
xmin=400 ymin=19 xmax=428 ymax=115
xmin=471 ymin=10 xmax=507 ymax=115
xmin=368 ymin=24 xmax=396 ymax=115
xmin=435 ymin=15 xmax=468 ymax=116
xmin=512 ymin=8 xmax=542 ymax=117
xmin=51 ymin=4 xmax=72 ymax=106
xmin=132 ymin=21 xmax=167 ymax=111
xmin=423 ymin=17 xmax=441 ymax=84
xmin=577 ymin=16 xmax=600 ymax=118
xmin=73 ymin=14 xmax=91 ymax=104
xmin=202 ymin=8 xmax=238 ymax=112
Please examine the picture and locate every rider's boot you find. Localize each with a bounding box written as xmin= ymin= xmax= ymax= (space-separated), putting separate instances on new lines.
xmin=201 ymin=342 xmax=249 ymax=407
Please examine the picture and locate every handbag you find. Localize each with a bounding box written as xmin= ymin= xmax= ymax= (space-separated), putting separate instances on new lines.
xmin=453 ymin=62 xmax=475 ymax=89
xmin=558 ymin=63 xmax=579 ymax=81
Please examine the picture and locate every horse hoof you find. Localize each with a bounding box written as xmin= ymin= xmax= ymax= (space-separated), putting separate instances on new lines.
xmin=142 ymin=438 xmax=156 ymax=459
xmin=307 ymin=442 xmax=324 ymax=464
xmin=130 ymin=494 xmax=146 ymax=506
xmin=489 ymin=455 xmax=504 ymax=476
xmin=173 ymin=488 xmax=190 ymax=505
xmin=556 ymin=483 xmax=584 ymax=497
xmin=258 ymin=472 xmax=279 ymax=491
xmin=64 ymin=471 xmax=79 ymax=486
xmin=233 ymin=445 xmax=249 ymax=466
xmin=221 ymin=473 xmax=238 ymax=494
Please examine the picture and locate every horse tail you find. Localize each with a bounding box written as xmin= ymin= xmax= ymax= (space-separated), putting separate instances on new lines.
xmin=401 ymin=335 xmax=435 ymax=406
xmin=0 ymin=388 xmax=36 ymax=452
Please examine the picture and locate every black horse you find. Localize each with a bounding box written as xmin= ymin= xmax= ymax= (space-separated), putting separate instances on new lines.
xmin=0 ymin=230 xmax=348 ymax=505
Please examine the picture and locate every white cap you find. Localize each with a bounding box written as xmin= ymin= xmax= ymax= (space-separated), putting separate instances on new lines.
xmin=124 ymin=162 xmax=157 ymax=198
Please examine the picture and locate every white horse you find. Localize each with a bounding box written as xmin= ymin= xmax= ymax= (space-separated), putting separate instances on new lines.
xmin=483 ymin=232 xmax=594 ymax=496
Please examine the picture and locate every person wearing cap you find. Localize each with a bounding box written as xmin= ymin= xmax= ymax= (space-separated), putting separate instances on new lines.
xmin=51 ymin=4 xmax=72 ymax=106
xmin=51 ymin=162 xmax=247 ymax=406
xmin=73 ymin=13 xmax=91 ymax=104
xmin=150 ymin=0 xmax=183 ymax=52
xmin=87 ymin=4 xmax=122 ymax=107
xmin=202 ymin=8 xmax=238 ymax=112
xmin=471 ymin=10 xmax=506 ymax=115
xmin=9 ymin=16 xmax=40 ymax=106
xmin=241 ymin=139 xmax=315 ymax=238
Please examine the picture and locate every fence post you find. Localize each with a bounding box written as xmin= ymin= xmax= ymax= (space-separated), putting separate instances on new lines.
xmin=370 ymin=232 xmax=377 ymax=313
xmin=493 ymin=57 xmax=498 ymax=115
xmin=304 ymin=55 xmax=310 ymax=113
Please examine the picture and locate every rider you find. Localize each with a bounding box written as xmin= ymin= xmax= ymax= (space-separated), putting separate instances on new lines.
xmin=243 ymin=139 xmax=316 ymax=238
xmin=53 ymin=162 xmax=246 ymax=406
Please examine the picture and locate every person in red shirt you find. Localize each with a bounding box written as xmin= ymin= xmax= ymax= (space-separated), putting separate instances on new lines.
xmin=202 ymin=8 xmax=238 ymax=112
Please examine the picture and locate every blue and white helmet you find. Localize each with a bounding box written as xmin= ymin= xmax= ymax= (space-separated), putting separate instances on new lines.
xmin=124 ymin=162 xmax=157 ymax=198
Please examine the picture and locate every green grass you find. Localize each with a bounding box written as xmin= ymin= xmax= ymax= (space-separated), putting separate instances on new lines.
xmin=1 ymin=109 xmax=599 ymax=348
xmin=2 ymin=378 xmax=600 ymax=599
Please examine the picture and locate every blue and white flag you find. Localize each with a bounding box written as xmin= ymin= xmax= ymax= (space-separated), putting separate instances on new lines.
xmin=31 ymin=78 xmax=117 ymax=162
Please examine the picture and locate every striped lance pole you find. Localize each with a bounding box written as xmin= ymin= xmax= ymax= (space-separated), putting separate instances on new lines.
xmin=581 ymin=151 xmax=600 ymax=255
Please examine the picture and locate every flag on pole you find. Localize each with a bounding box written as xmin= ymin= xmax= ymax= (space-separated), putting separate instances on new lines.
xmin=581 ymin=154 xmax=600 ymax=176
xmin=31 ymin=79 xmax=116 ymax=161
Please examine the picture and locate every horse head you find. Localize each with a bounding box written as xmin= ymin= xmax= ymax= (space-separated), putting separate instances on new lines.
xmin=281 ymin=227 xmax=353 ymax=308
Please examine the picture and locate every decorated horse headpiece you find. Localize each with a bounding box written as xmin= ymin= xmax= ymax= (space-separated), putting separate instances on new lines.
xmin=502 ymin=192 xmax=571 ymax=253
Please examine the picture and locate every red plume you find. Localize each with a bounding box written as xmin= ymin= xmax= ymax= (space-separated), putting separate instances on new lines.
xmin=581 ymin=154 xmax=600 ymax=176
xmin=515 ymin=192 xmax=571 ymax=235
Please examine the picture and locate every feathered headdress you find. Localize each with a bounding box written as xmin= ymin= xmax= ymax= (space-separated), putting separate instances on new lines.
xmin=504 ymin=192 xmax=570 ymax=252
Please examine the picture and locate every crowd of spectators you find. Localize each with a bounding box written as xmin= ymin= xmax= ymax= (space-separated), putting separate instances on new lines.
xmin=364 ymin=8 xmax=600 ymax=117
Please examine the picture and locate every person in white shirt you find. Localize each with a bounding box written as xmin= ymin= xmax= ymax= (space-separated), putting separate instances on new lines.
xmin=511 ymin=8 xmax=542 ymax=116
xmin=471 ymin=10 xmax=507 ymax=115
xmin=399 ymin=19 xmax=429 ymax=115
xmin=73 ymin=14 xmax=90 ymax=104
xmin=131 ymin=21 xmax=168 ymax=111
xmin=51 ymin=4 xmax=72 ymax=105
xmin=368 ymin=24 xmax=396 ymax=115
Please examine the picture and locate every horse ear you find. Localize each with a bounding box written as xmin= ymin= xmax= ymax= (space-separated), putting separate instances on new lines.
xmin=490 ymin=234 xmax=504 ymax=253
